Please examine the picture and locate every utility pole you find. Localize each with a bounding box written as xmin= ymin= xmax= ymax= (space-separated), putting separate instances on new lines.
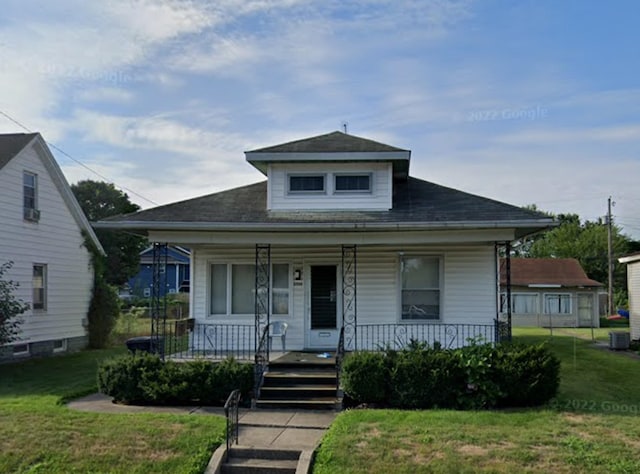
xmin=607 ymin=196 xmax=614 ymax=315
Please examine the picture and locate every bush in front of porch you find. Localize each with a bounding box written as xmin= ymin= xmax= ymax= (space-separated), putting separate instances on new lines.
xmin=341 ymin=341 xmax=560 ymax=410
xmin=97 ymin=353 xmax=253 ymax=405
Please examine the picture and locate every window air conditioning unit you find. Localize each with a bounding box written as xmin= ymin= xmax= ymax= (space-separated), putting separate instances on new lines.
xmin=24 ymin=208 xmax=41 ymax=221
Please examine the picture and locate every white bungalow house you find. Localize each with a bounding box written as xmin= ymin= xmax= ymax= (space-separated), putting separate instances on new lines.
xmin=500 ymin=258 xmax=601 ymax=328
xmin=0 ymin=133 xmax=103 ymax=360
xmin=98 ymin=131 xmax=554 ymax=357
xmin=619 ymin=252 xmax=640 ymax=340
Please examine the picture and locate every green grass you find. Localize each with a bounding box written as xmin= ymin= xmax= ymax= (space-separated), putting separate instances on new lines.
xmin=0 ymin=348 xmax=225 ymax=474
xmin=314 ymin=331 xmax=640 ymax=474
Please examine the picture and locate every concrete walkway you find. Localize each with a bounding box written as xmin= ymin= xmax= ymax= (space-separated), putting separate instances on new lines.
xmin=68 ymin=392 xmax=336 ymax=450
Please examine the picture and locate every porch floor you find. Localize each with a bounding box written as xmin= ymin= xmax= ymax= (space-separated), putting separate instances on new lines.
xmin=165 ymin=350 xmax=335 ymax=364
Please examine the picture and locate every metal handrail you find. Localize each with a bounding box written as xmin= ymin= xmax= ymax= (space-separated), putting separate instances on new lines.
xmin=224 ymin=389 xmax=241 ymax=461
xmin=253 ymin=325 xmax=269 ymax=402
xmin=336 ymin=326 xmax=345 ymax=392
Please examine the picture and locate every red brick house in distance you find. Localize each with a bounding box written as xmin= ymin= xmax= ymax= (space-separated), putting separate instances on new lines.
xmin=500 ymin=258 xmax=602 ymax=328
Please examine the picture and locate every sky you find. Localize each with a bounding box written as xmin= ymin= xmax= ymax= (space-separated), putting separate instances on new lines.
xmin=1 ymin=0 xmax=639 ymax=238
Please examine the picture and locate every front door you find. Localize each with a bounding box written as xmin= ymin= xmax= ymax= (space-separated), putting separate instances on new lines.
xmin=308 ymin=265 xmax=339 ymax=349
xmin=578 ymin=293 xmax=594 ymax=326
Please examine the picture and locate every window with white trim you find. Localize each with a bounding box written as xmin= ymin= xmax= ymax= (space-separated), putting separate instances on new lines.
xmin=53 ymin=339 xmax=67 ymax=352
xmin=544 ymin=293 xmax=571 ymax=314
xmin=288 ymin=175 xmax=325 ymax=193
xmin=334 ymin=174 xmax=371 ymax=193
xmin=500 ymin=293 xmax=538 ymax=314
xmin=400 ymin=256 xmax=441 ymax=320
xmin=33 ymin=264 xmax=46 ymax=310
xmin=210 ymin=263 xmax=290 ymax=316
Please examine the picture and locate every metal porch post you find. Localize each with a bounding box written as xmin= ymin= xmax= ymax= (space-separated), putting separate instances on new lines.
xmin=151 ymin=242 xmax=168 ymax=359
xmin=342 ymin=245 xmax=357 ymax=350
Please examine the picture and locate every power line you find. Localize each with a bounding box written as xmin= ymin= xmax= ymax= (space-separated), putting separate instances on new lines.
xmin=0 ymin=109 xmax=158 ymax=206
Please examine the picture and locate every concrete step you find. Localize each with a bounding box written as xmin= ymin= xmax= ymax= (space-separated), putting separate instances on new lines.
xmin=228 ymin=446 xmax=301 ymax=460
xmin=255 ymin=398 xmax=338 ymax=410
xmin=263 ymin=371 xmax=336 ymax=387
xmin=260 ymin=385 xmax=337 ymax=399
xmin=221 ymin=457 xmax=298 ymax=474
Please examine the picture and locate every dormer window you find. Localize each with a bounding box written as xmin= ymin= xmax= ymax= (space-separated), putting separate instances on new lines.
xmin=334 ymin=174 xmax=371 ymax=193
xmin=288 ymin=174 xmax=325 ymax=194
xmin=23 ymin=171 xmax=40 ymax=222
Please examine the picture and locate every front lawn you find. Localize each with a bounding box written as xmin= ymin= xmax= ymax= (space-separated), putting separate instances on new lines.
xmin=314 ymin=333 xmax=640 ymax=473
xmin=0 ymin=348 xmax=225 ymax=474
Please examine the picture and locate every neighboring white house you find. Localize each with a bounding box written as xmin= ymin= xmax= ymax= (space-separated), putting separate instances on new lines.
xmin=619 ymin=252 xmax=640 ymax=340
xmin=0 ymin=133 xmax=103 ymax=360
xmin=500 ymin=258 xmax=601 ymax=328
xmin=98 ymin=131 xmax=555 ymax=352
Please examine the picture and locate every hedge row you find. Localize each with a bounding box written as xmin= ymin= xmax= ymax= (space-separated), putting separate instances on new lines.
xmin=341 ymin=341 xmax=560 ymax=409
xmin=97 ymin=353 xmax=253 ymax=405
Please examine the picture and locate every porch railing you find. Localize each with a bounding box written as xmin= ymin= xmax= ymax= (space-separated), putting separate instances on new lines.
xmin=163 ymin=321 xmax=255 ymax=360
xmin=224 ymin=389 xmax=241 ymax=461
xmin=356 ymin=322 xmax=497 ymax=351
xmin=336 ymin=326 xmax=345 ymax=393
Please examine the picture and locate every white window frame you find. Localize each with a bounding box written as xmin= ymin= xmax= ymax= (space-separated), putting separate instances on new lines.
xmin=208 ymin=262 xmax=292 ymax=317
xmin=52 ymin=339 xmax=67 ymax=353
xmin=333 ymin=173 xmax=372 ymax=194
xmin=287 ymin=174 xmax=326 ymax=194
xmin=544 ymin=293 xmax=572 ymax=315
xmin=12 ymin=344 xmax=29 ymax=356
xmin=32 ymin=264 xmax=47 ymax=311
xmin=23 ymin=171 xmax=39 ymax=221
xmin=399 ymin=255 xmax=443 ymax=322
xmin=500 ymin=292 xmax=539 ymax=314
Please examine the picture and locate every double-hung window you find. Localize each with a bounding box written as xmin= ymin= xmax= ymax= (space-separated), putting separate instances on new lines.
xmin=33 ymin=264 xmax=47 ymax=310
xmin=23 ymin=171 xmax=39 ymax=221
xmin=210 ymin=263 xmax=290 ymax=316
xmin=544 ymin=294 xmax=571 ymax=314
xmin=400 ymin=256 xmax=441 ymax=320
xmin=500 ymin=293 xmax=538 ymax=314
xmin=334 ymin=174 xmax=371 ymax=193
xmin=288 ymin=175 xmax=325 ymax=193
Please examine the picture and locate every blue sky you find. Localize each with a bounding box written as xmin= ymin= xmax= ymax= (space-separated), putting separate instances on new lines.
xmin=1 ymin=0 xmax=639 ymax=237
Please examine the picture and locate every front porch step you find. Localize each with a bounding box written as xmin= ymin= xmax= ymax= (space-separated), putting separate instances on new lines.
xmin=254 ymin=398 xmax=338 ymax=410
xmin=263 ymin=371 xmax=336 ymax=387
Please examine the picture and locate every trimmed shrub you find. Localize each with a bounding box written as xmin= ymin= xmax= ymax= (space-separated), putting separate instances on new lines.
xmin=494 ymin=342 xmax=560 ymax=407
xmin=97 ymin=354 xmax=254 ymax=405
xmin=341 ymin=342 xmax=560 ymax=410
xmin=341 ymin=351 xmax=387 ymax=404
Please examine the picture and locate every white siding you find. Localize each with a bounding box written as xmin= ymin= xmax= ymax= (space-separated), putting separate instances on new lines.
xmin=629 ymin=262 xmax=640 ymax=340
xmin=267 ymin=162 xmax=392 ymax=210
xmin=190 ymin=243 xmax=496 ymax=350
xmin=0 ymin=144 xmax=93 ymax=345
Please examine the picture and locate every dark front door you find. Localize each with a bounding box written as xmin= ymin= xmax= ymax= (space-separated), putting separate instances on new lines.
xmin=309 ymin=265 xmax=339 ymax=347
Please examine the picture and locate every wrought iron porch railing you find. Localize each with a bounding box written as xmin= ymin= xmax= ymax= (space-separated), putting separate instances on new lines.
xmin=495 ymin=319 xmax=511 ymax=343
xmin=224 ymin=389 xmax=241 ymax=461
xmin=356 ymin=322 xmax=497 ymax=351
xmin=336 ymin=326 xmax=345 ymax=393
xmin=254 ymin=325 xmax=269 ymax=402
xmin=162 ymin=321 xmax=255 ymax=360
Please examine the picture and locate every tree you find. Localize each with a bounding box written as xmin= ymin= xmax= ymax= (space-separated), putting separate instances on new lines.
xmin=0 ymin=261 xmax=29 ymax=346
xmin=71 ymin=180 xmax=147 ymax=286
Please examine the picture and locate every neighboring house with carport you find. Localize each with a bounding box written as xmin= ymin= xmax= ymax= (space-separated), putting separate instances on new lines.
xmin=500 ymin=258 xmax=601 ymax=328
xmin=0 ymin=133 xmax=103 ymax=360
xmin=619 ymin=252 xmax=640 ymax=340
xmin=97 ymin=131 xmax=555 ymax=355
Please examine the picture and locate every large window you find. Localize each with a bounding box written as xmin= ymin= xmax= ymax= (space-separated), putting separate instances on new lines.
xmin=210 ymin=263 xmax=290 ymax=316
xmin=500 ymin=293 xmax=538 ymax=314
xmin=545 ymin=294 xmax=571 ymax=314
xmin=23 ymin=171 xmax=39 ymax=221
xmin=288 ymin=175 xmax=325 ymax=193
xmin=334 ymin=174 xmax=371 ymax=193
xmin=33 ymin=264 xmax=46 ymax=310
xmin=401 ymin=256 xmax=441 ymax=320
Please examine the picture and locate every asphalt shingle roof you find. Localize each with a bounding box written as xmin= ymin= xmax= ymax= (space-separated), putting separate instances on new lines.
xmin=247 ymin=131 xmax=408 ymax=153
xmin=500 ymin=258 xmax=602 ymax=287
xmin=0 ymin=133 xmax=37 ymax=170
xmin=103 ymin=176 xmax=551 ymax=227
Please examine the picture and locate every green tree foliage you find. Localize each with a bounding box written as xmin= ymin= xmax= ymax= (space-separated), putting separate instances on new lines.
xmin=0 ymin=261 xmax=29 ymax=346
xmin=525 ymin=210 xmax=636 ymax=306
xmin=71 ymin=180 xmax=147 ymax=286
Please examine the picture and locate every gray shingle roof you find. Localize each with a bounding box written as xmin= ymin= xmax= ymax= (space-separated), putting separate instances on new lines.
xmin=247 ymin=131 xmax=408 ymax=153
xmin=0 ymin=133 xmax=38 ymax=170
xmin=101 ymin=176 xmax=552 ymax=232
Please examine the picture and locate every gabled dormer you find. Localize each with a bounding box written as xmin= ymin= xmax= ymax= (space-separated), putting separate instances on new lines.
xmin=245 ymin=131 xmax=411 ymax=211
